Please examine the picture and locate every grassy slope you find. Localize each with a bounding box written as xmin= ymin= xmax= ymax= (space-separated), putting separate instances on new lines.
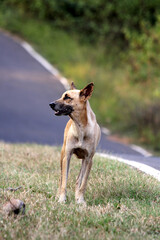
xmin=0 ymin=142 xmax=160 ymax=239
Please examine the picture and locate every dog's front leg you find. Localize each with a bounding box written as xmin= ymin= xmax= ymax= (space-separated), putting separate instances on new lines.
xmin=75 ymin=157 xmax=93 ymax=204
xmin=59 ymin=149 xmax=71 ymax=203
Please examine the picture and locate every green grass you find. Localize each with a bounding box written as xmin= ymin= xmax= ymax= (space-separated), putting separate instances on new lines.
xmin=0 ymin=142 xmax=160 ymax=239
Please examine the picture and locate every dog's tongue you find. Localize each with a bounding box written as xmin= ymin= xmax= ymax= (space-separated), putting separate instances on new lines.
xmin=55 ymin=111 xmax=60 ymax=116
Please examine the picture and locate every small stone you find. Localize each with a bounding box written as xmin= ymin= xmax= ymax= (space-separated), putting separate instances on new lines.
xmin=2 ymin=199 xmax=25 ymax=216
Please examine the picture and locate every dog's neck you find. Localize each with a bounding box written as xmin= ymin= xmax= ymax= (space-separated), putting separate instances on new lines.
xmin=70 ymin=101 xmax=92 ymax=129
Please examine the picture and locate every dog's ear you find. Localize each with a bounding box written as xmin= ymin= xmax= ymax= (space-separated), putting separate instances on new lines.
xmin=70 ymin=82 xmax=76 ymax=90
xmin=79 ymin=83 xmax=94 ymax=101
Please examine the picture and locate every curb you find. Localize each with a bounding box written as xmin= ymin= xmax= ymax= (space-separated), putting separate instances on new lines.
xmin=97 ymin=153 xmax=160 ymax=181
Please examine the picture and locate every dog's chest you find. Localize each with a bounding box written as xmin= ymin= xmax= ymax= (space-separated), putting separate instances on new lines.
xmin=71 ymin=125 xmax=89 ymax=145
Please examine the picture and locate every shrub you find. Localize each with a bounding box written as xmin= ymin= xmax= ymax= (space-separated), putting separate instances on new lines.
xmin=125 ymin=16 xmax=160 ymax=84
xmin=1 ymin=0 xmax=160 ymax=44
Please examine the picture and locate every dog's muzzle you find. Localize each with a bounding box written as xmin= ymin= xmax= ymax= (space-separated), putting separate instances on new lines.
xmin=49 ymin=101 xmax=73 ymax=116
xmin=49 ymin=102 xmax=56 ymax=110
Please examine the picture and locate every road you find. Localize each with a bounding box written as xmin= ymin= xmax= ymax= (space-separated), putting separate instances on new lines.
xmin=0 ymin=31 xmax=160 ymax=171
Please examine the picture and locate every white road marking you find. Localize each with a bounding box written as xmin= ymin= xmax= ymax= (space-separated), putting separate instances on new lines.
xmin=97 ymin=153 xmax=160 ymax=181
xmin=101 ymin=127 xmax=111 ymax=136
xmin=19 ymin=37 xmax=160 ymax=181
xmin=21 ymin=41 xmax=69 ymax=89
xmin=130 ymin=144 xmax=152 ymax=157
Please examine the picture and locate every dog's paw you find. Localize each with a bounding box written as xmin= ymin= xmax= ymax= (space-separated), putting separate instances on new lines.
xmin=77 ymin=199 xmax=86 ymax=206
xmin=58 ymin=194 xmax=66 ymax=204
xmin=76 ymin=196 xmax=86 ymax=206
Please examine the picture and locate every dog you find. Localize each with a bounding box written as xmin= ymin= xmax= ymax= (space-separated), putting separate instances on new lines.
xmin=49 ymin=82 xmax=101 ymax=204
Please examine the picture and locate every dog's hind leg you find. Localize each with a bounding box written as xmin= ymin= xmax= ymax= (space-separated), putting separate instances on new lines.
xmin=75 ymin=158 xmax=93 ymax=204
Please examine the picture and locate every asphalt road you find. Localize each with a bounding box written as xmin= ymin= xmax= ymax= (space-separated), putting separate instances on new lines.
xmin=0 ymin=31 xmax=160 ymax=171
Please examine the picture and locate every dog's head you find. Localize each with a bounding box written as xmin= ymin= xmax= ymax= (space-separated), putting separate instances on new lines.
xmin=49 ymin=82 xmax=94 ymax=116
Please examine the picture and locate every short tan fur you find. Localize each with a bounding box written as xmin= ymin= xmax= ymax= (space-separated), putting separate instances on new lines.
xmin=50 ymin=82 xmax=101 ymax=204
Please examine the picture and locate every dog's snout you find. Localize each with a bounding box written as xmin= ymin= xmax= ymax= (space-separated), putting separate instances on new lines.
xmin=49 ymin=99 xmax=73 ymax=116
xmin=49 ymin=102 xmax=55 ymax=110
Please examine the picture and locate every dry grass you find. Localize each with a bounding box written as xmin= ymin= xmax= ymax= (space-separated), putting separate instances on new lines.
xmin=0 ymin=142 xmax=160 ymax=240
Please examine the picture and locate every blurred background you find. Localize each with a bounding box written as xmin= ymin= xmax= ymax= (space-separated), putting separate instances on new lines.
xmin=0 ymin=0 xmax=160 ymax=152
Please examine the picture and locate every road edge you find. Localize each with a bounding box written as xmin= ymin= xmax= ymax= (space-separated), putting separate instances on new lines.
xmin=21 ymin=41 xmax=70 ymax=90
xmin=97 ymin=153 xmax=160 ymax=181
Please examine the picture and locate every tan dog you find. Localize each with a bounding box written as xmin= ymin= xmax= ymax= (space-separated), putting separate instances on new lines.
xmin=49 ymin=82 xmax=101 ymax=204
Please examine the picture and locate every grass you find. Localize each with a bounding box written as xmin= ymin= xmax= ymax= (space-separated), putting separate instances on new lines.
xmin=0 ymin=142 xmax=160 ymax=239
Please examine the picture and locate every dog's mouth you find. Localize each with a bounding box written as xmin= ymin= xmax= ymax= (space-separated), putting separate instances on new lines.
xmin=55 ymin=108 xmax=73 ymax=116
xmin=54 ymin=110 xmax=63 ymax=116
xmin=49 ymin=102 xmax=73 ymax=116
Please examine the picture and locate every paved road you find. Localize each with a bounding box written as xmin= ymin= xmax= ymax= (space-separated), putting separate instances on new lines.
xmin=0 ymin=31 xmax=160 ymax=171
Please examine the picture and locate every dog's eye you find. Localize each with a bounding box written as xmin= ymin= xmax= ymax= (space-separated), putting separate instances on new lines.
xmin=63 ymin=94 xmax=73 ymax=101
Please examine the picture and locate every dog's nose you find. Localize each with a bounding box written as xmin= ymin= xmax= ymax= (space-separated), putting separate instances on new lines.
xmin=49 ymin=102 xmax=55 ymax=110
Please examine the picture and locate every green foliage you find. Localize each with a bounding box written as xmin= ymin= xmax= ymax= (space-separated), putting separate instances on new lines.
xmin=126 ymin=17 xmax=160 ymax=84
xmin=1 ymin=0 xmax=160 ymax=43
xmin=122 ymin=17 xmax=160 ymax=148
